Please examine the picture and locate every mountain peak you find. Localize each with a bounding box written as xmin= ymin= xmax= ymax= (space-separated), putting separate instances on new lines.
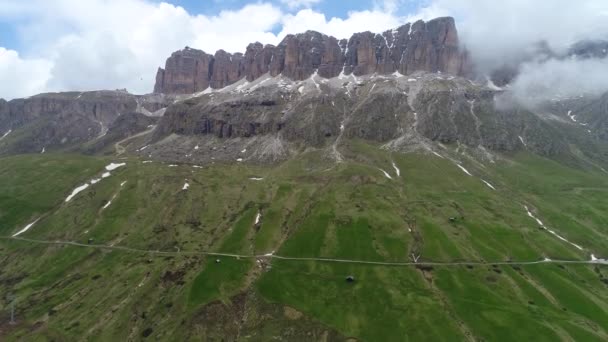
xmin=154 ymin=16 xmax=470 ymax=95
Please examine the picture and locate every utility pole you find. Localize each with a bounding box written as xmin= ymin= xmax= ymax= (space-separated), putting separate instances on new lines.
xmin=7 ymin=294 xmax=15 ymax=324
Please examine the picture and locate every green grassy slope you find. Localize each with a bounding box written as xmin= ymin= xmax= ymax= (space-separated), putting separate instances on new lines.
xmin=1 ymin=144 xmax=607 ymax=341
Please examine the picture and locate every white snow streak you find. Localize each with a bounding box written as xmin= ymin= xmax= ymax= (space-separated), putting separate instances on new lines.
xmin=102 ymin=199 xmax=113 ymax=210
xmin=524 ymin=205 xmax=545 ymax=226
xmin=567 ymin=110 xmax=577 ymax=123
xmin=392 ymin=161 xmax=400 ymax=177
xmin=65 ymin=184 xmax=90 ymax=202
xmin=432 ymin=151 xmax=444 ymax=159
xmin=105 ymin=163 xmax=126 ymax=171
xmin=311 ymin=71 xmax=321 ymax=90
xmin=182 ymin=182 xmax=190 ymax=190
xmin=255 ymin=212 xmax=262 ymax=225
xmin=379 ymin=168 xmax=392 ymax=179
xmin=518 ymin=136 xmax=527 ymax=147
xmin=481 ymin=180 xmax=496 ymax=190
xmin=65 ymin=163 xmax=128 ymax=202
xmin=41 ymin=147 xmax=46 ymax=154
xmin=249 ymin=177 xmax=264 ymax=181
xmin=0 ymin=129 xmax=12 ymax=140
xmin=456 ymin=164 xmax=473 ymax=176
xmin=12 ymin=218 xmax=41 ymax=237
xmin=524 ymin=205 xmax=584 ymax=251
xmin=590 ymin=254 xmax=608 ymax=264
xmin=120 ymin=181 xmax=127 ymax=187
xmin=547 ymin=228 xmax=584 ymax=250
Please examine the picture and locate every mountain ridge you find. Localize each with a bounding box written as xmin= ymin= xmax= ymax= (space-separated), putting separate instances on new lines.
xmin=154 ymin=16 xmax=471 ymax=94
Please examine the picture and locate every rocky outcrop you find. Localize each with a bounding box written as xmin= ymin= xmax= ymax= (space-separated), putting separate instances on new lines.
xmin=152 ymin=72 xmax=578 ymax=165
xmin=83 ymin=112 xmax=159 ymax=154
xmin=0 ymin=91 xmax=174 ymax=155
xmin=154 ymin=17 xmax=470 ymax=94
xmin=242 ymin=43 xmax=275 ymax=81
xmin=210 ymin=50 xmax=244 ymax=89
xmin=154 ymin=48 xmax=214 ymax=94
xmin=0 ymin=99 xmax=10 ymax=134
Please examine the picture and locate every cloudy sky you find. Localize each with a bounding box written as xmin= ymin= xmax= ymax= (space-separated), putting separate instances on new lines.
xmin=1 ymin=0 xmax=608 ymax=99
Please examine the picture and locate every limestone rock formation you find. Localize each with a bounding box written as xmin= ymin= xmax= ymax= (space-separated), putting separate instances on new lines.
xmin=154 ymin=17 xmax=471 ymax=94
xmin=210 ymin=50 xmax=244 ymax=89
xmin=0 ymin=91 xmax=173 ymax=155
xmin=150 ymin=71 xmax=583 ymax=166
xmin=154 ymin=47 xmax=213 ymax=94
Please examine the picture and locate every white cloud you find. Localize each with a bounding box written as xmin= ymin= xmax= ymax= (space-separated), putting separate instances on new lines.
xmin=425 ymin=0 xmax=608 ymax=70
xmin=373 ymin=0 xmax=403 ymax=14
xmin=279 ymin=9 xmax=402 ymax=39
xmin=0 ymin=0 xmax=284 ymax=98
xmin=511 ymin=57 xmax=608 ymax=106
xmin=0 ymin=48 xmax=51 ymax=99
xmin=407 ymin=0 xmax=608 ymax=106
xmin=280 ymin=0 xmax=321 ymax=10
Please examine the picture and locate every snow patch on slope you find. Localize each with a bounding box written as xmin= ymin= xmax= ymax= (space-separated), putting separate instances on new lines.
xmin=255 ymin=212 xmax=262 ymax=225
xmin=524 ymin=205 xmax=584 ymax=251
xmin=379 ymin=168 xmax=393 ymax=179
xmin=65 ymin=162 xmax=126 ymax=202
xmin=102 ymin=197 xmax=114 ymax=210
xmin=12 ymin=218 xmax=41 ymax=237
xmin=481 ymin=179 xmax=496 ymax=190
xmin=456 ymin=164 xmax=473 ymax=176
xmin=392 ymin=161 xmax=400 ymax=177
xmin=518 ymin=136 xmax=527 ymax=147
xmin=0 ymin=129 xmax=11 ymax=140
xmin=65 ymin=184 xmax=90 ymax=202
xmin=432 ymin=151 xmax=444 ymax=159
xmin=105 ymin=163 xmax=126 ymax=171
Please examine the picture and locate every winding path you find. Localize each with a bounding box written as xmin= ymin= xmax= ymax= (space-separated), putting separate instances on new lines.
xmin=2 ymin=236 xmax=606 ymax=267
xmin=114 ymin=125 xmax=156 ymax=155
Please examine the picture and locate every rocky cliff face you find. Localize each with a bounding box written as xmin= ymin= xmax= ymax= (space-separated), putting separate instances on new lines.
xmin=0 ymin=91 xmax=173 ymax=155
xmin=145 ymin=71 xmax=594 ymax=165
xmin=154 ymin=17 xmax=470 ymax=94
xmin=154 ymin=48 xmax=214 ymax=94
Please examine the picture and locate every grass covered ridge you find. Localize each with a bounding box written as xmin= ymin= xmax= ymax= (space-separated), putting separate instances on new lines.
xmin=1 ymin=145 xmax=607 ymax=341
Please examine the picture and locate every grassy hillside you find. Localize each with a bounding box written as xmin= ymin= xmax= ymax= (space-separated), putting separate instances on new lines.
xmin=1 ymin=144 xmax=607 ymax=341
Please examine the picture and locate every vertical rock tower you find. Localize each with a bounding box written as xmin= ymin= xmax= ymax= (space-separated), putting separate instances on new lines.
xmin=154 ymin=17 xmax=470 ymax=94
